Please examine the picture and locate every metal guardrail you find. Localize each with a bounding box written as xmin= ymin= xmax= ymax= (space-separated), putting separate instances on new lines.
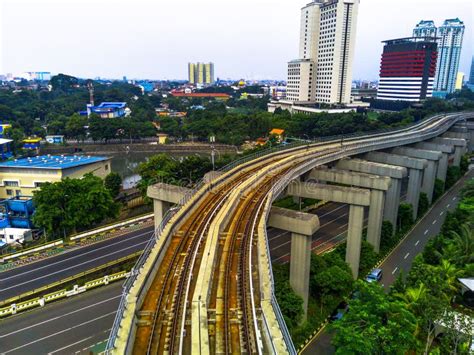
xmin=0 ymin=270 xmax=130 ymax=318
xmin=0 ymin=251 xmax=141 ymax=308
xmin=106 ymin=111 xmax=472 ymax=352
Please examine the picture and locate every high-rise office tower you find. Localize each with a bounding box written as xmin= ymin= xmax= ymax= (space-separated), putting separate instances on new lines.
xmin=286 ymin=0 xmax=360 ymax=104
xmin=413 ymin=20 xmax=437 ymax=38
xmin=188 ymin=62 xmax=215 ymax=85
xmin=376 ymin=37 xmax=438 ymax=102
xmin=414 ymin=19 xmax=464 ymax=97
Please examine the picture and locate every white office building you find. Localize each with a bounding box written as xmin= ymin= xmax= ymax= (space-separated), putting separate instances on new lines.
xmin=286 ymin=0 xmax=360 ymax=104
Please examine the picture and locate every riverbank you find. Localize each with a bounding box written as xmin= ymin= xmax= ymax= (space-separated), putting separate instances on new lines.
xmin=40 ymin=142 xmax=240 ymax=156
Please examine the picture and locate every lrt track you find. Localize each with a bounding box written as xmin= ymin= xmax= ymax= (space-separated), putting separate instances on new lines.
xmin=133 ymin=168 xmax=263 ymax=354
xmin=221 ymin=170 xmax=291 ymax=354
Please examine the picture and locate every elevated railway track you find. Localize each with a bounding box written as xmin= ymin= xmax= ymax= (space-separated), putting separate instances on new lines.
xmin=108 ymin=112 xmax=472 ymax=354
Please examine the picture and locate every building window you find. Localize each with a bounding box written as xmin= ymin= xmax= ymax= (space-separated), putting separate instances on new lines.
xmin=4 ymin=181 xmax=18 ymax=187
xmin=105 ymin=164 xmax=109 ymax=171
xmin=15 ymin=190 xmax=21 ymax=196
xmin=34 ymin=182 xmax=45 ymax=188
xmin=6 ymin=189 xmax=13 ymax=196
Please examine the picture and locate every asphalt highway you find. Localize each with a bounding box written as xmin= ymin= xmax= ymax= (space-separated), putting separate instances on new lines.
xmin=0 ymin=282 xmax=123 ymax=355
xmin=301 ymin=168 xmax=474 ymax=355
xmin=0 ymin=226 xmax=153 ymax=302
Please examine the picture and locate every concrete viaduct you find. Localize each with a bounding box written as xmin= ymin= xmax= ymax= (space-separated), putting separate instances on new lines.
xmin=146 ymin=118 xmax=472 ymax=320
xmin=108 ymin=113 xmax=474 ymax=355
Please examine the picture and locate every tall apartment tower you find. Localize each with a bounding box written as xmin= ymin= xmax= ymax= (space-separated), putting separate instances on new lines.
xmin=188 ymin=62 xmax=215 ymax=85
xmin=413 ymin=18 xmax=465 ymax=97
xmin=413 ymin=20 xmax=437 ymax=38
xmin=434 ymin=19 xmax=465 ymax=96
xmin=376 ymin=37 xmax=438 ymax=102
xmin=286 ymin=0 xmax=360 ymax=104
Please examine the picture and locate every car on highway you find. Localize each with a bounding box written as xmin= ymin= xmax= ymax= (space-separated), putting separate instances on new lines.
xmin=329 ymin=301 xmax=349 ymax=321
xmin=366 ymin=268 xmax=383 ymax=283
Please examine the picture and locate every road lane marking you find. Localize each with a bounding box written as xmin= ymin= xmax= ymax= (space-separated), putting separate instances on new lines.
xmin=319 ymin=212 xmax=348 ymax=228
xmin=2 ymin=311 xmax=117 ymax=353
xmin=0 ymin=240 xmax=149 ymax=293
xmin=48 ymin=336 xmax=94 ymax=354
xmin=424 ymin=230 xmax=429 ymax=235
xmin=432 ymin=220 xmax=437 ymax=225
xmin=452 ymin=197 xmax=456 ymax=201
xmin=0 ymin=229 xmax=152 ymax=281
xmin=392 ymin=267 xmax=398 ymax=275
xmin=404 ymin=253 xmax=410 ymax=259
xmin=0 ymin=294 xmax=121 ymax=338
xmin=440 ymin=211 xmax=444 ymax=216
xmin=318 ymin=204 xmax=346 ymax=219
xmin=268 ymin=231 xmax=288 ymax=241
xmin=415 ymin=240 xmax=420 ymax=246
xmin=447 ymin=204 xmax=450 ymax=208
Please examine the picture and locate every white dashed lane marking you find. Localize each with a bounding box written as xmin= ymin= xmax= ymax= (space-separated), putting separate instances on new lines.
xmin=392 ymin=267 xmax=398 ymax=275
xmin=415 ymin=240 xmax=420 ymax=246
xmin=404 ymin=253 xmax=410 ymax=259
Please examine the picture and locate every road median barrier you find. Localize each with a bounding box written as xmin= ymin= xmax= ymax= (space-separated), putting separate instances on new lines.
xmin=0 ymin=251 xmax=141 ymax=310
xmin=0 ymin=270 xmax=130 ymax=319
xmin=69 ymin=213 xmax=153 ymax=241
xmin=1 ymin=240 xmax=64 ymax=263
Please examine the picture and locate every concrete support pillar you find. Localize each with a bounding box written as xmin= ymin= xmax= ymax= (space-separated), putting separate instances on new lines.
xmin=346 ymin=205 xmax=364 ymax=279
xmin=289 ymin=233 xmax=312 ymax=319
xmin=390 ymin=147 xmax=442 ymax=204
xmin=364 ymin=152 xmax=427 ymax=221
xmin=308 ymin=167 xmax=391 ymax=254
xmin=406 ymin=168 xmax=423 ymax=219
xmin=152 ymin=200 xmax=171 ymax=231
xmin=414 ymin=142 xmax=454 ymax=182
xmin=287 ymin=181 xmax=370 ymax=279
xmin=335 ymin=158 xmax=407 ymax=234
xmin=422 ymin=160 xmax=438 ymax=203
xmin=431 ymin=137 xmax=467 ymax=167
xmin=384 ymin=177 xmax=401 ymax=229
xmin=437 ymin=153 xmax=449 ymax=181
xmin=268 ymin=207 xmax=320 ymax=320
xmin=367 ymin=189 xmax=385 ymax=253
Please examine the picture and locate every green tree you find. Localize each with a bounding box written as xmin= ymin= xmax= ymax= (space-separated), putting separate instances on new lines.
xmin=446 ymin=166 xmax=461 ymax=189
xmin=313 ymin=265 xmax=353 ymax=313
xmin=459 ymin=154 xmax=469 ymax=174
xmin=397 ymin=203 xmax=414 ymax=232
xmin=65 ymin=113 xmax=87 ymax=140
xmin=331 ymin=281 xmax=417 ymax=354
xmin=32 ymin=174 xmax=119 ymax=238
xmin=418 ymin=192 xmax=430 ymax=217
xmin=433 ymin=178 xmax=445 ymax=201
xmin=104 ymin=172 xmax=122 ymax=198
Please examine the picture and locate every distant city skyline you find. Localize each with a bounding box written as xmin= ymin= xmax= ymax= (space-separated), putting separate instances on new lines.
xmin=0 ymin=0 xmax=472 ymax=81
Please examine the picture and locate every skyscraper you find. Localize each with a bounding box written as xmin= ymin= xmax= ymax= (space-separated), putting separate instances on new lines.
xmin=413 ymin=20 xmax=437 ymax=38
xmin=376 ymin=37 xmax=438 ymax=102
xmin=188 ymin=62 xmax=215 ymax=85
xmin=434 ymin=18 xmax=465 ymax=96
xmin=286 ymin=0 xmax=360 ymax=104
xmin=413 ymin=18 xmax=465 ymax=97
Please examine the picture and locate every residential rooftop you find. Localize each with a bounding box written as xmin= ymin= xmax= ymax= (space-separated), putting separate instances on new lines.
xmin=0 ymin=155 xmax=110 ymax=170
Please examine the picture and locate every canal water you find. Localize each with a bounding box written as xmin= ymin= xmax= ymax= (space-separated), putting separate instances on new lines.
xmin=110 ymin=151 xmax=213 ymax=189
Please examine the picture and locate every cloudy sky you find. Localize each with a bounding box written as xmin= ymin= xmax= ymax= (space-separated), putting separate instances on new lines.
xmin=0 ymin=0 xmax=472 ymax=81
